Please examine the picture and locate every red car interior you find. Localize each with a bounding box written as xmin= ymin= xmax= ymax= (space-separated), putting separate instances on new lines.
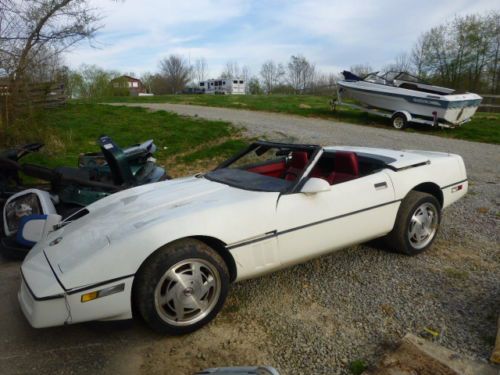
xmin=284 ymin=151 xmax=309 ymax=181
xmin=246 ymin=150 xmax=360 ymax=186
xmin=247 ymin=160 xmax=286 ymax=178
xmin=330 ymin=151 xmax=359 ymax=184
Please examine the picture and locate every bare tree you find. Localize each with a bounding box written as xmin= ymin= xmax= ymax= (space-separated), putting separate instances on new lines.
xmin=0 ymin=0 xmax=101 ymax=131
xmin=383 ymin=53 xmax=413 ymax=73
xmin=220 ymin=60 xmax=240 ymax=79
xmin=349 ymin=64 xmax=373 ymax=77
xmin=311 ymin=72 xmax=338 ymax=94
xmin=411 ymin=35 xmax=429 ymax=77
xmin=67 ymin=64 xmax=119 ymax=99
xmin=140 ymin=72 xmax=154 ymax=93
xmin=287 ymin=55 xmax=315 ymax=94
xmin=241 ymin=65 xmax=251 ymax=82
xmin=193 ymin=58 xmax=208 ymax=83
xmin=487 ymin=12 xmax=500 ymax=93
xmin=409 ymin=12 xmax=500 ymax=92
xmin=260 ymin=60 xmax=285 ymax=93
xmin=158 ymin=55 xmax=192 ymax=94
xmin=0 ymin=0 xmax=100 ymax=79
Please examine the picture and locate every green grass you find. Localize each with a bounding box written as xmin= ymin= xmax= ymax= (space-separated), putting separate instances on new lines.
xmin=106 ymin=94 xmax=500 ymax=144
xmin=443 ymin=267 xmax=469 ymax=280
xmin=12 ymin=103 xmax=248 ymax=176
xmin=349 ymin=359 xmax=368 ymax=375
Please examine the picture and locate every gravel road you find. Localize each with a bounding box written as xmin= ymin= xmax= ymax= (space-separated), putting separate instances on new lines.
xmin=113 ymin=103 xmax=499 ymax=182
xmin=1 ymin=103 xmax=498 ymax=375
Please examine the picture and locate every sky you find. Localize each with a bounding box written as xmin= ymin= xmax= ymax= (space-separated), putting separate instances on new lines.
xmin=65 ymin=0 xmax=499 ymax=78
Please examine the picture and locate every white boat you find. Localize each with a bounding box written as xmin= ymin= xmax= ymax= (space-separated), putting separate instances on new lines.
xmin=336 ymin=71 xmax=482 ymax=129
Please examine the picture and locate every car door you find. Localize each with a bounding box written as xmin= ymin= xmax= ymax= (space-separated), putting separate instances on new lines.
xmin=275 ymin=170 xmax=398 ymax=267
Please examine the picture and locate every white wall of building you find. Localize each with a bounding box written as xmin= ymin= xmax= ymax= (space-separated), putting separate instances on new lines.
xmin=199 ymin=78 xmax=246 ymax=95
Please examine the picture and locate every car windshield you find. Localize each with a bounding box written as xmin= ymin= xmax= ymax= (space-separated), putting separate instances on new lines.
xmin=204 ymin=143 xmax=318 ymax=192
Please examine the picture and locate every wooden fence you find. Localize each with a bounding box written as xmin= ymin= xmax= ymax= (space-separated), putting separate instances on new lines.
xmin=0 ymin=81 xmax=67 ymax=126
xmin=478 ymin=94 xmax=500 ymax=113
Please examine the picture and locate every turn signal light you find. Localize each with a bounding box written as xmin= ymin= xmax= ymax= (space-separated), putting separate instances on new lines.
xmin=81 ymin=291 xmax=98 ymax=302
xmin=451 ymin=185 xmax=463 ymax=193
xmin=80 ymin=283 xmax=125 ymax=303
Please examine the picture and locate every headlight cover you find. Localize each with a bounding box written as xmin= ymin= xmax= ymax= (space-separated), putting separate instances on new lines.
xmin=5 ymin=193 xmax=42 ymax=233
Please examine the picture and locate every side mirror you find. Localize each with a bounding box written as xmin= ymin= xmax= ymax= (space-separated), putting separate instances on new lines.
xmin=301 ymin=177 xmax=331 ymax=194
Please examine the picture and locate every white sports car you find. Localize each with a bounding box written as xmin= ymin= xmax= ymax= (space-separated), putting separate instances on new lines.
xmin=19 ymin=141 xmax=468 ymax=334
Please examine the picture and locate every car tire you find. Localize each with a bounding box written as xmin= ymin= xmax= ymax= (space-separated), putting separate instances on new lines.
xmin=391 ymin=113 xmax=408 ymax=129
xmin=384 ymin=191 xmax=441 ymax=255
xmin=133 ymin=238 xmax=229 ymax=334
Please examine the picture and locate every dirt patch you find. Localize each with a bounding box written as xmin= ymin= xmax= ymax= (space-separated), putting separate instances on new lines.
xmin=366 ymin=334 xmax=499 ymax=375
xmin=112 ymin=320 xmax=274 ymax=375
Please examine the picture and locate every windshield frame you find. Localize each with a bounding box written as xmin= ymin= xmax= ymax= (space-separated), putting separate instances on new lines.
xmin=209 ymin=141 xmax=322 ymax=193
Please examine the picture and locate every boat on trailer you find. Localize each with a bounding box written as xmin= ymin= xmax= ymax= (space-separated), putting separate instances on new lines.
xmin=335 ymin=71 xmax=482 ymax=129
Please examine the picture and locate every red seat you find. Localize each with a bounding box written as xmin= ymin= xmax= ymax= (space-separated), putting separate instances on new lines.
xmin=331 ymin=151 xmax=359 ymax=184
xmin=284 ymin=151 xmax=309 ymax=181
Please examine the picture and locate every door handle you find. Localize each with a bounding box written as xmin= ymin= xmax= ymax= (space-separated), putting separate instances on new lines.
xmin=374 ymin=182 xmax=387 ymax=190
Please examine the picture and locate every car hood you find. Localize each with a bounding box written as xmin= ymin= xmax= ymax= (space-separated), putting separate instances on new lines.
xmin=39 ymin=176 xmax=233 ymax=272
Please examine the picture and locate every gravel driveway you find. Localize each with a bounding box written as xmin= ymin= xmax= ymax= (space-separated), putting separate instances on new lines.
xmin=1 ymin=103 xmax=498 ymax=375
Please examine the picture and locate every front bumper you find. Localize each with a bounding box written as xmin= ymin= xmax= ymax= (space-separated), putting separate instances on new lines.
xmin=18 ymin=275 xmax=68 ymax=328
xmin=18 ymin=267 xmax=135 ymax=329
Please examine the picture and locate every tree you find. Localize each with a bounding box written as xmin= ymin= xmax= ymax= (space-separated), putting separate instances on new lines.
xmin=409 ymin=12 xmax=500 ymax=93
xmin=383 ymin=53 xmax=413 ymax=73
xmin=158 ymin=55 xmax=192 ymax=94
xmin=140 ymin=72 xmax=154 ymax=93
xmin=193 ymin=58 xmax=208 ymax=83
xmin=67 ymin=64 xmax=119 ymax=99
xmin=486 ymin=12 xmax=500 ymax=93
xmin=349 ymin=64 xmax=373 ymax=78
xmin=287 ymin=55 xmax=315 ymax=94
xmin=260 ymin=60 xmax=285 ymax=93
xmin=220 ymin=60 xmax=240 ymax=79
xmin=0 ymin=0 xmax=101 ymax=132
xmin=247 ymin=77 xmax=262 ymax=95
xmin=149 ymin=73 xmax=169 ymax=95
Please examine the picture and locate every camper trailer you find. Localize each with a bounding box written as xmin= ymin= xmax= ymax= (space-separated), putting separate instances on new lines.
xmin=199 ymin=78 xmax=246 ymax=95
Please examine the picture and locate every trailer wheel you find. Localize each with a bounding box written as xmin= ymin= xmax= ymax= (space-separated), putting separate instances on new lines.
xmin=391 ymin=113 xmax=408 ymax=130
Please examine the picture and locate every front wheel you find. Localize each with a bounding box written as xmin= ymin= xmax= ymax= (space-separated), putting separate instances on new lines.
xmin=384 ymin=191 xmax=441 ymax=255
xmin=133 ymin=239 xmax=229 ymax=334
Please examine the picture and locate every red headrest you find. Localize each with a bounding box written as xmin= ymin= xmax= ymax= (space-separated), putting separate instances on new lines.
xmin=334 ymin=151 xmax=359 ymax=176
xmin=289 ymin=151 xmax=309 ymax=169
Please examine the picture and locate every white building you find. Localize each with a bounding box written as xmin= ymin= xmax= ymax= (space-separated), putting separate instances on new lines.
xmin=199 ymin=78 xmax=246 ymax=95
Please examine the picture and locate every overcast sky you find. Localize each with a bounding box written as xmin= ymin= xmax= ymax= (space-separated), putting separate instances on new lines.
xmin=65 ymin=0 xmax=499 ymax=78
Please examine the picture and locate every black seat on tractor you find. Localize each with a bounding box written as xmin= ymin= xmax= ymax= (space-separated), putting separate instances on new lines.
xmin=98 ymin=135 xmax=136 ymax=186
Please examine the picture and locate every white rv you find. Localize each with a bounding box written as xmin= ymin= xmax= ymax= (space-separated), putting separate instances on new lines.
xmin=199 ymin=78 xmax=246 ymax=95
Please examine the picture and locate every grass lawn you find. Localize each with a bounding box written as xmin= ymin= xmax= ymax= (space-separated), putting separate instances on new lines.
xmin=107 ymin=94 xmax=500 ymax=145
xmin=13 ymin=103 xmax=250 ymax=177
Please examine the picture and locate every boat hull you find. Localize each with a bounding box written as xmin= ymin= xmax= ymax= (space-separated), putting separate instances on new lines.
xmin=338 ymin=81 xmax=482 ymax=125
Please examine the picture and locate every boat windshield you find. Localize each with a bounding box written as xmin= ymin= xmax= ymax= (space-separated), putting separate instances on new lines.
xmin=363 ymin=72 xmax=386 ymax=84
xmin=363 ymin=71 xmax=428 ymax=86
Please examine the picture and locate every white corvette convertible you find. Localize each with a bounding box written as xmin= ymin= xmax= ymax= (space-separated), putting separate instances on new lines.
xmin=19 ymin=141 xmax=468 ymax=334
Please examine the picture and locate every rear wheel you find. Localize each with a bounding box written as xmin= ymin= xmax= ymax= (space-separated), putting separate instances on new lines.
xmin=391 ymin=113 xmax=408 ymax=129
xmin=133 ymin=239 xmax=229 ymax=334
xmin=384 ymin=191 xmax=441 ymax=255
